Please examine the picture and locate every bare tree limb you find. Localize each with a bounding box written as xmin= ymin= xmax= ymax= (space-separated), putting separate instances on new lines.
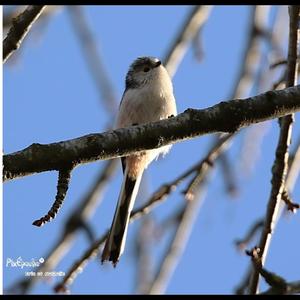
xmin=281 ymin=189 xmax=299 ymax=212
xmin=3 ymin=6 xmax=26 ymax=30
xmin=3 ymin=85 xmax=300 ymax=182
xmin=32 ymin=167 xmax=72 ymax=227
xmin=68 ymin=6 xmax=118 ymax=115
xmin=238 ymin=6 xmax=286 ymax=176
xmin=134 ymin=216 xmax=155 ymax=294
xmin=147 ymin=195 xmax=206 ymax=295
xmin=249 ymin=6 xmax=299 ymax=294
xmin=229 ymin=6 xmax=271 ymax=100
xmin=5 ymin=159 xmax=118 ymax=294
xmin=235 ymin=219 xmax=264 ymax=251
xmin=163 ymin=5 xmax=212 ymax=77
xmin=146 ymin=135 xmax=233 ymax=294
xmin=285 ymin=135 xmax=300 ymax=190
xmin=247 ymin=247 xmax=300 ymax=295
xmin=235 ymin=266 xmax=253 ymax=295
xmin=6 ymin=6 xmax=214 ymax=293
xmin=262 ymin=280 xmax=300 ymax=295
xmin=3 ymin=5 xmax=46 ymax=63
xmin=218 ymin=6 xmax=271 ymax=195
xmin=53 ymin=133 xmax=232 ymax=293
xmin=235 ymin=132 xmax=300 ymax=295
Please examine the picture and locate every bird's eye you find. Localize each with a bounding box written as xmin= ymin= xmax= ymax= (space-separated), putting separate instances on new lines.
xmin=143 ymin=67 xmax=150 ymax=72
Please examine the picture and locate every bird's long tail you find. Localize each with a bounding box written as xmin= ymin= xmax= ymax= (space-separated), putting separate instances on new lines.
xmin=101 ymin=167 xmax=143 ymax=266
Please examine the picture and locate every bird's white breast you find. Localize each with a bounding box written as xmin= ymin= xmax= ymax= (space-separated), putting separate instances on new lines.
xmin=117 ymin=76 xmax=177 ymax=128
xmin=116 ymin=67 xmax=177 ymax=163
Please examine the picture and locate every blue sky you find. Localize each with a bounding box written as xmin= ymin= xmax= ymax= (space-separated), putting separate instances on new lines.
xmin=3 ymin=5 xmax=300 ymax=294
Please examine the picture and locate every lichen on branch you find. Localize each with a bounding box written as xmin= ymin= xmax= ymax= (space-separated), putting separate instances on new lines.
xmin=3 ymin=85 xmax=300 ymax=182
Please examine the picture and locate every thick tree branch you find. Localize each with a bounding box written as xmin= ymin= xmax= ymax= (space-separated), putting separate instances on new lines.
xmin=3 ymin=5 xmax=46 ymax=63
xmin=3 ymin=85 xmax=300 ymax=182
xmin=3 ymin=6 xmax=26 ymax=30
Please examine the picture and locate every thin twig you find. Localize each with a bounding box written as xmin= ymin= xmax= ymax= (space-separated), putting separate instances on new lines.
xmin=32 ymin=167 xmax=72 ymax=227
xmin=54 ymin=134 xmax=232 ymax=293
xmin=147 ymin=193 xmax=206 ymax=295
xmin=262 ymin=280 xmax=300 ymax=295
xmin=235 ymin=266 xmax=253 ymax=295
xmin=235 ymin=219 xmax=264 ymax=251
xmin=68 ymin=6 xmax=118 ymax=115
xmin=3 ymin=5 xmax=46 ymax=63
xmin=247 ymin=247 xmax=288 ymax=293
xmin=163 ymin=5 xmax=212 ymax=77
xmin=270 ymin=57 xmax=300 ymax=69
xmin=8 ymin=7 xmax=214 ymax=292
xmin=230 ymin=6 xmax=271 ymax=100
xmin=218 ymin=153 xmax=239 ymax=197
xmin=134 ymin=216 xmax=155 ymax=294
xmin=246 ymin=248 xmax=300 ymax=294
xmin=281 ymin=189 xmax=299 ymax=213
xmin=285 ymin=135 xmax=300 ymax=190
xmin=239 ymin=6 xmax=286 ymax=176
xmin=5 ymin=159 xmax=118 ymax=294
xmin=249 ymin=6 xmax=299 ymax=294
xmin=218 ymin=6 xmax=271 ymax=195
xmin=145 ymin=135 xmax=233 ymax=294
xmin=132 ymin=134 xmax=233 ymax=221
xmin=147 ymin=160 xmax=227 ymax=293
xmin=235 ymin=132 xmax=300 ymax=295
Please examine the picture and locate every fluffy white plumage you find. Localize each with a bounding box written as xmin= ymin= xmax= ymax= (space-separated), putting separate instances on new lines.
xmin=101 ymin=56 xmax=177 ymax=265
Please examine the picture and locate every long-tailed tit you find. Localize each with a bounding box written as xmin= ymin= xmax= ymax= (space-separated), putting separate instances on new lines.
xmin=101 ymin=56 xmax=177 ymax=266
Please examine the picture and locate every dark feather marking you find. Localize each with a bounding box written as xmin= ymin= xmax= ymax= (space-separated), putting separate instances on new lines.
xmin=121 ymin=157 xmax=126 ymax=174
xmin=109 ymin=175 xmax=136 ymax=263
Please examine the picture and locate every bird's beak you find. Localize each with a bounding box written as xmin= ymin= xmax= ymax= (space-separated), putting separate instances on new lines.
xmin=154 ymin=60 xmax=161 ymax=68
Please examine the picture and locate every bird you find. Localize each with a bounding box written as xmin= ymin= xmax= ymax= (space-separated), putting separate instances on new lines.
xmin=101 ymin=56 xmax=177 ymax=266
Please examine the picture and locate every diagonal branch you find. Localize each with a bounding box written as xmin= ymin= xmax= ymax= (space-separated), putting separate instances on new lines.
xmin=247 ymin=247 xmax=288 ymax=293
xmin=5 ymin=159 xmax=118 ymax=294
xmin=235 ymin=133 xmax=300 ymax=295
xmin=247 ymin=247 xmax=300 ymax=295
xmin=235 ymin=219 xmax=264 ymax=251
xmin=146 ymin=135 xmax=232 ymax=294
xmin=3 ymin=85 xmax=300 ymax=182
xmin=147 ymin=194 xmax=206 ymax=295
xmin=218 ymin=6 xmax=271 ymax=196
xmin=163 ymin=5 xmax=212 ymax=77
xmin=54 ymin=134 xmax=232 ymax=293
xmin=249 ymin=6 xmax=299 ymax=294
xmin=3 ymin=5 xmax=46 ymax=63
xmin=262 ymin=280 xmax=300 ymax=295
xmin=68 ymin=6 xmax=118 ymax=115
